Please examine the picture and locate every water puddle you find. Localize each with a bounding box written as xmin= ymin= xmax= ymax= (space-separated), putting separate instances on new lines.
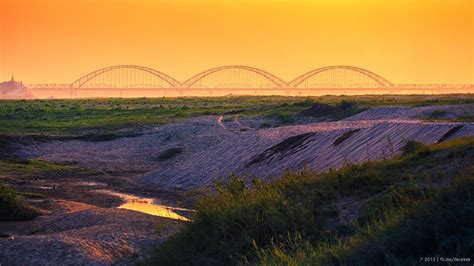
xmin=27 ymin=199 xmax=46 ymax=203
xmin=38 ymin=186 xmax=54 ymax=190
xmin=94 ymin=189 xmax=193 ymax=221
xmin=74 ymin=181 xmax=107 ymax=187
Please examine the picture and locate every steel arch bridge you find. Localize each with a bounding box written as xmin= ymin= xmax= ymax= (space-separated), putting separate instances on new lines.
xmin=23 ymin=65 xmax=473 ymax=98
xmin=64 ymin=64 xmax=394 ymax=89
xmin=30 ymin=64 xmax=469 ymax=97
xmin=70 ymin=65 xmax=181 ymax=88
xmin=289 ymin=65 xmax=394 ymax=88
xmin=181 ymin=65 xmax=288 ymax=88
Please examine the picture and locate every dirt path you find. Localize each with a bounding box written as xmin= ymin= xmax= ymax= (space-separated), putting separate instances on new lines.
xmin=217 ymin=115 xmax=255 ymax=132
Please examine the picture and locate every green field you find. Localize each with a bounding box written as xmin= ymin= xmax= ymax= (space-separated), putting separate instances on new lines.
xmin=1 ymin=94 xmax=472 ymax=136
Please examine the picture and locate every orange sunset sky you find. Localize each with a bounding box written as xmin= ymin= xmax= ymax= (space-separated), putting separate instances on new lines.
xmin=0 ymin=0 xmax=472 ymax=84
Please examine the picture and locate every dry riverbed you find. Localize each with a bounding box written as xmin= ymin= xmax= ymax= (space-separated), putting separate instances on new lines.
xmin=0 ymin=161 xmax=192 ymax=265
xmin=0 ymin=198 xmax=182 ymax=265
xmin=1 ymin=104 xmax=473 ymax=265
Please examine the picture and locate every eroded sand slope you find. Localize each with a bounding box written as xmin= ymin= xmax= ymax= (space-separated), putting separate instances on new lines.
xmin=20 ymin=105 xmax=474 ymax=190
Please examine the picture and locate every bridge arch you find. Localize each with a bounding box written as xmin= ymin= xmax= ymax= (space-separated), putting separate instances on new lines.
xmin=70 ymin=65 xmax=181 ymax=88
xmin=289 ymin=66 xmax=393 ymax=88
xmin=182 ymin=65 xmax=288 ymax=88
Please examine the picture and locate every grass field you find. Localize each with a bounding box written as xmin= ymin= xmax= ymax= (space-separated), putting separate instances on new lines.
xmin=149 ymin=137 xmax=474 ymax=265
xmin=0 ymin=158 xmax=93 ymax=178
xmin=1 ymin=94 xmax=472 ymax=136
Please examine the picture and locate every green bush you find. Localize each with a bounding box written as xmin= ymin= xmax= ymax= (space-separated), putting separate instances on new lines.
xmin=428 ymin=109 xmax=448 ymax=119
xmin=401 ymin=140 xmax=427 ymax=155
xmin=0 ymin=181 xmax=39 ymax=221
xmin=336 ymin=100 xmax=358 ymax=110
xmin=266 ymin=112 xmax=295 ymax=124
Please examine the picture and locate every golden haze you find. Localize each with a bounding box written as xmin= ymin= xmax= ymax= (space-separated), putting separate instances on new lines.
xmin=0 ymin=0 xmax=472 ymax=84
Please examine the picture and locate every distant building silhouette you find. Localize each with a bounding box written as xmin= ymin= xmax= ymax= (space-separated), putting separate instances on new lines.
xmin=0 ymin=75 xmax=34 ymax=99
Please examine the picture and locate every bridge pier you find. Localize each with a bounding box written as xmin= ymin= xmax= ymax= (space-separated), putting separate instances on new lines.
xmin=69 ymin=88 xmax=75 ymax=99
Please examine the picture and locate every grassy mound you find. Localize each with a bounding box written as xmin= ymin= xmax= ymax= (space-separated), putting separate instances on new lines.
xmin=0 ymin=181 xmax=40 ymax=221
xmin=149 ymin=137 xmax=474 ymax=265
xmin=298 ymin=100 xmax=363 ymax=121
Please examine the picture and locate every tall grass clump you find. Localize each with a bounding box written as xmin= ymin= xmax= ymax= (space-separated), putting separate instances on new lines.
xmin=0 ymin=181 xmax=39 ymax=221
xmin=401 ymin=140 xmax=427 ymax=155
xmin=256 ymin=171 xmax=474 ymax=265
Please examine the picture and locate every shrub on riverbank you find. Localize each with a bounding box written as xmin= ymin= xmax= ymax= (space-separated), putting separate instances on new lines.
xmin=0 ymin=181 xmax=39 ymax=221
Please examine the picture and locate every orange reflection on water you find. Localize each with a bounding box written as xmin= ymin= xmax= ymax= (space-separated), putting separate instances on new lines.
xmin=118 ymin=201 xmax=190 ymax=221
xmin=94 ymin=189 xmax=192 ymax=221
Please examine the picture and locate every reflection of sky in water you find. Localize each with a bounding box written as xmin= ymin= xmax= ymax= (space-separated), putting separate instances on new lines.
xmin=118 ymin=201 xmax=190 ymax=221
xmin=94 ymin=189 xmax=192 ymax=221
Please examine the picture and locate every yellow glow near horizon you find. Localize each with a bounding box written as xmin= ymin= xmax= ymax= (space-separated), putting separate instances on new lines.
xmin=0 ymin=0 xmax=472 ymax=84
